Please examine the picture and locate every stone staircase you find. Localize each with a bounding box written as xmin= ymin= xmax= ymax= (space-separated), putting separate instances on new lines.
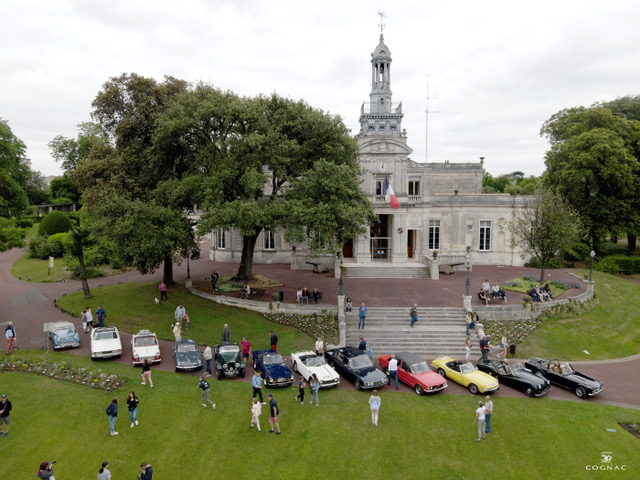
xmin=343 ymin=264 xmax=430 ymax=279
xmin=345 ymin=307 xmax=479 ymax=360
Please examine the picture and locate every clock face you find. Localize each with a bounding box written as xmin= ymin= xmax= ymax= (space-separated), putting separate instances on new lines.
xmin=377 ymin=162 xmax=388 ymax=172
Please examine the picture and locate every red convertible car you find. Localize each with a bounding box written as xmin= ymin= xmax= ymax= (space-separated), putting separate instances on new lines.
xmin=378 ymin=352 xmax=448 ymax=395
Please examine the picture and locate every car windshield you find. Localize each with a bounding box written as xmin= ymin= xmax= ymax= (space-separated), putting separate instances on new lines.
xmin=262 ymin=354 xmax=284 ymax=365
xmin=510 ymin=363 xmax=524 ymax=373
xmin=55 ymin=329 xmax=75 ymax=337
xmin=177 ymin=343 xmax=198 ymax=353
xmin=220 ymin=346 xmax=239 ymax=354
xmin=134 ymin=336 xmax=157 ymax=347
xmin=460 ymin=363 xmax=476 ymax=374
xmin=349 ymin=355 xmax=373 ymax=369
xmin=560 ymin=364 xmax=574 ymax=375
xmin=411 ymin=362 xmax=430 ymax=374
xmin=304 ymin=356 xmax=326 ymax=367
xmin=95 ymin=331 xmax=117 ymax=340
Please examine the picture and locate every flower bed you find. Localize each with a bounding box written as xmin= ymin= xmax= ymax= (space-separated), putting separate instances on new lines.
xmin=0 ymin=357 xmax=127 ymax=392
xmin=263 ymin=312 xmax=339 ymax=344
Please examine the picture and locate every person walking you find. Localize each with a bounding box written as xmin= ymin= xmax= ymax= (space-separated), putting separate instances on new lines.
xmin=97 ymin=461 xmax=111 ymax=480
xmin=309 ymin=373 xmax=320 ymax=406
xmin=172 ymin=322 xmax=182 ymax=342
xmin=267 ymin=394 xmax=281 ymax=435
xmin=210 ymin=270 xmax=219 ymax=293
xmin=314 ymin=337 xmax=324 ymax=356
xmin=158 ymin=282 xmax=168 ymax=302
xmin=484 ymin=395 xmax=494 ymax=433
xmin=96 ymin=306 xmax=107 ymax=328
xmin=241 ymin=337 xmax=251 ymax=365
xmin=295 ymin=376 xmax=306 ymax=405
xmin=127 ymin=391 xmax=139 ymax=428
xmin=250 ymin=398 xmax=262 ymax=432
xmin=106 ymin=397 xmax=118 ymax=436
xmin=358 ymin=303 xmax=367 ymax=329
xmin=474 ymin=401 xmax=486 ymax=441
xmin=498 ymin=335 xmax=508 ymax=359
xmin=410 ymin=303 xmax=418 ymax=327
xmin=81 ymin=308 xmax=90 ymax=334
xmin=138 ymin=462 xmax=153 ymax=480
xmin=388 ymin=354 xmax=399 ymax=390
xmin=479 ymin=336 xmax=489 ymax=362
xmin=199 ymin=376 xmax=216 ymax=410
xmin=0 ymin=394 xmax=12 ymax=437
xmin=464 ymin=336 xmax=472 ymax=362
xmin=368 ymin=389 xmax=381 ymax=427
xmin=203 ymin=343 xmax=212 ymax=377
xmin=269 ymin=331 xmax=279 ymax=353
xmin=140 ymin=359 xmax=153 ymax=388
xmin=85 ymin=306 xmax=94 ymax=330
xmin=174 ymin=303 xmax=186 ymax=325
xmin=4 ymin=322 xmax=16 ymax=354
xmin=221 ymin=324 xmax=230 ymax=343
xmin=252 ymin=371 xmax=265 ymax=404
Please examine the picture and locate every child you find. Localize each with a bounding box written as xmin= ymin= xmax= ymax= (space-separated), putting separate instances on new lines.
xmin=295 ymin=377 xmax=306 ymax=405
xmin=250 ymin=398 xmax=262 ymax=431
xmin=184 ymin=314 xmax=190 ymax=329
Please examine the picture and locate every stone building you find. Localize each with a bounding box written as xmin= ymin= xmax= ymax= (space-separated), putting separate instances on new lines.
xmin=210 ymin=33 xmax=529 ymax=277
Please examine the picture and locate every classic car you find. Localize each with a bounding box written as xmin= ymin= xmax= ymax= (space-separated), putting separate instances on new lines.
xmin=431 ymin=356 xmax=499 ymax=394
xmin=524 ymin=357 xmax=603 ymax=398
xmin=131 ymin=330 xmax=161 ymax=366
xmin=214 ymin=343 xmax=246 ymax=379
xmin=325 ymin=347 xmax=389 ymax=390
xmin=47 ymin=321 xmax=81 ymax=350
xmin=90 ymin=326 xmax=122 ymax=359
xmin=378 ymin=352 xmax=447 ymax=395
xmin=252 ymin=349 xmax=295 ymax=387
xmin=291 ymin=350 xmax=340 ymax=388
xmin=173 ymin=339 xmax=203 ymax=372
xmin=478 ymin=359 xmax=550 ymax=397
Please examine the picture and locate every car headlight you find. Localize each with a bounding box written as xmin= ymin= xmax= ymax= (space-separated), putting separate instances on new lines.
xmin=223 ymin=363 xmax=228 ymax=369
xmin=365 ymin=382 xmax=373 ymax=387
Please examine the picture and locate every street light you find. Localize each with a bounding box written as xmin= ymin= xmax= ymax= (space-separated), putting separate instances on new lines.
xmin=589 ymin=250 xmax=596 ymax=281
xmin=338 ymin=259 xmax=344 ymax=296
xmin=465 ymin=249 xmax=471 ymax=297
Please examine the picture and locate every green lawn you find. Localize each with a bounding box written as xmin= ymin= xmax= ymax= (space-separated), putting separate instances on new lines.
xmin=517 ymin=271 xmax=640 ymax=360
xmin=11 ymin=253 xmax=71 ymax=282
xmin=55 ymin=281 xmax=313 ymax=353
xmin=1 ymin=351 xmax=638 ymax=479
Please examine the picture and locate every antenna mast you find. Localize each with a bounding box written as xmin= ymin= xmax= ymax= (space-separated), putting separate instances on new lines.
xmin=425 ymin=74 xmax=438 ymax=162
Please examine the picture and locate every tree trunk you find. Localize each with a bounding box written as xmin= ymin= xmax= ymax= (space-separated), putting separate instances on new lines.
xmin=235 ymin=234 xmax=258 ymax=280
xmin=77 ymin=249 xmax=92 ymax=298
xmin=539 ymin=264 xmax=546 ymax=284
xmin=163 ymin=256 xmax=174 ymax=285
xmin=628 ymin=233 xmax=637 ymax=253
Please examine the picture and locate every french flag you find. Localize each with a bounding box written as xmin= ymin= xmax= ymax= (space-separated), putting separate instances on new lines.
xmin=384 ymin=177 xmax=399 ymax=209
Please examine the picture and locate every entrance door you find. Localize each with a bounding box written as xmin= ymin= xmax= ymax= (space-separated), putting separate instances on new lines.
xmin=342 ymin=239 xmax=353 ymax=258
xmin=407 ymin=230 xmax=416 ymax=258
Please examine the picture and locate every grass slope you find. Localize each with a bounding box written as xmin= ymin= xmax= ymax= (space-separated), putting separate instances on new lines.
xmin=11 ymin=253 xmax=71 ymax=282
xmin=55 ymin=281 xmax=313 ymax=353
xmin=517 ymin=271 xmax=640 ymax=360
xmin=0 ymin=352 xmax=639 ymax=479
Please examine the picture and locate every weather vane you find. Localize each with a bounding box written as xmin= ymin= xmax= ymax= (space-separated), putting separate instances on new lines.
xmin=378 ymin=11 xmax=386 ymax=35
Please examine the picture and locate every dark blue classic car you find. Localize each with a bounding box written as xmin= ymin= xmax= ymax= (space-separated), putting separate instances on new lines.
xmin=524 ymin=357 xmax=603 ymax=398
xmin=173 ymin=339 xmax=203 ymax=372
xmin=47 ymin=321 xmax=81 ymax=350
xmin=478 ymin=360 xmax=550 ymax=397
xmin=325 ymin=347 xmax=389 ymax=390
xmin=252 ymin=349 xmax=294 ymax=387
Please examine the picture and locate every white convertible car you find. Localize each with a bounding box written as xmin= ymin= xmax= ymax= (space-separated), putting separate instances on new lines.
xmin=91 ymin=326 xmax=123 ymax=359
xmin=291 ymin=350 xmax=340 ymax=388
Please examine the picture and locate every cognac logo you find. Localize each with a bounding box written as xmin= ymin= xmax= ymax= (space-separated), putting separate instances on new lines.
xmin=585 ymin=452 xmax=626 ymax=471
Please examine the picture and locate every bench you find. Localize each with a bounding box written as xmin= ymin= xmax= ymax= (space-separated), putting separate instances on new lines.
xmin=250 ymin=288 xmax=266 ymax=300
xmin=438 ymin=262 xmax=464 ymax=275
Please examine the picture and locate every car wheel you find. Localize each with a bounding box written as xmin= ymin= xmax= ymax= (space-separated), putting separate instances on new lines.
xmin=524 ymin=386 xmax=534 ymax=397
xmin=414 ymin=384 xmax=424 ymax=395
xmin=437 ymin=368 xmax=446 ymax=378
xmin=468 ymin=384 xmax=479 ymax=395
xmin=575 ymin=386 xmax=586 ymax=399
xmin=240 ymin=367 xmax=245 ymax=378
xmin=293 ymin=361 xmax=298 ymax=372
xmin=355 ymin=380 xmax=363 ymax=391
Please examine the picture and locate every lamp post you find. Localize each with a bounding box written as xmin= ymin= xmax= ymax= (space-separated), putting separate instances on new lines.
xmin=338 ymin=259 xmax=344 ymax=296
xmin=465 ymin=250 xmax=471 ymax=297
xmin=589 ymin=250 xmax=595 ymax=281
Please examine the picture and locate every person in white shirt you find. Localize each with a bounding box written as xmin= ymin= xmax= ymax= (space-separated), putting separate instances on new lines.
xmin=203 ymin=344 xmax=213 ymax=377
xmin=315 ymin=337 xmax=324 ymax=355
xmin=474 ymin=401 xmax=486 ymax=441
xmin=482 ymin=279 xmax=491 ymax=293
xmin=388 ymin=355 xmax=399 ymax=390
xmin=174 ymin=304 xmax=186 ymax=323
xmin=250 ymin=398 xmax=262 ymax=432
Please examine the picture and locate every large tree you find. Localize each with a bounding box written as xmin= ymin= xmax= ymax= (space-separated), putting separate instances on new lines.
xmin=0 ymin=118 xmax=30 ymax=217
xmin=78 ymin=74 xmax=192 ymax=284
xmin=154 ymin=86 xmax=375 ymax=279
xmin=508 ymin=188 xmax=581 ymax=282
xmin=540 ymin=106 xmax=640 ymax=251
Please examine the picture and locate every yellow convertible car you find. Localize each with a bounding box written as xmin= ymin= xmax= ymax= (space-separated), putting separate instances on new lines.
xmin=431 ymin=356 xmax=499 ymax=394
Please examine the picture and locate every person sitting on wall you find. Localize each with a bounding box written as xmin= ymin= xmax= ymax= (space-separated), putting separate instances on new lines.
xmin=482 ymin=279 xmax=491 ymax=294
xmin=478 ymin=290 xmax=489 ymax=305
xmin=241 ymin=283 xmax=251 ymax=299
xmin=540 ymin=283 xmax=552 ymax=301
xmin=527 ymin=287 xmax=540 ymax=302
xmin=491 ymin=282 xmax=501 ymax=299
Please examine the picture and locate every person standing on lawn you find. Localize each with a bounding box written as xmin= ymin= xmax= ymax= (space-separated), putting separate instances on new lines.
xmin=252 ymin=371 xmax=265 ymax=404
xmin=267 ymin=393 xmax=281 ymax=435
xmin=203 ymin=343 xmax=212 ymax=376
xmin=199 ymin=376 xmax=216 ymax=410
xmin=174 ymin=303 xmax=186 ymax=325
xmin=250 ymin=398 xmax=262 ymax=431
xmin=4 ymin=322 xmax=16 ymax=354
xmin=368 ymin=389 xmax=381 ymax=427
xmin=140 ymin=359 xmax=153 ymax=388
xmin=85 ymin=306 xmax=94 ymax=330
xmin=0 ymin=394 xmax=12 ymax=437
xmin=96 ymin=306 xmax=107 ymax=328
xmin=484 ymin=395 xmax=494 ymax=433
xmin=222 ymin=324 xmax=230 ymax=343
xmin=309 ymin=374 xmax=320 ymax=406
xmin=127 ymin=391 xmax=139 ymax=428
xmin=139 ymin=462 xmax=153 ymax=480
xmin=210 ymin=270 xmax=219 ymax=293
xmin=172 ymin=322 xmax=182 ymax=342
xmin=106 ymin=397 xmax=118 ymax=436
xmin=269 ymin=331 xmax=278 ymax=353
xmin=295 ymin=376 xmax=306 ymax=405
xmin=97 ymin=460 xmax=111 ymax=480
xmin=474 ymin=400 xmax=486 ymax=442
xmin=410 ymin=303 xmax=418 ymax=327
xmin=158 ymin=282 xmax=168 ymax=302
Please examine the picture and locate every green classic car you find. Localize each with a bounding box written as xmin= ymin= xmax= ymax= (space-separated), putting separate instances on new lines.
xmin=214 ymin=343 xmax=246 ymax=380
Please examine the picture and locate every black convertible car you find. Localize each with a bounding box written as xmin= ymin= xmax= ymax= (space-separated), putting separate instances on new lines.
xmin=325 ymin=347 xmax=389 ymax=390
xmin=173 ymin=339 xmax=203 ymax=372
xmin=478 ymin=360 xmax=550 ymax=397
xmin=524 ymin=357 xmax=603 ymax=398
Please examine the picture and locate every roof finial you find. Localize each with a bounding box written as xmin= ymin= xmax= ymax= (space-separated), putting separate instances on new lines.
xmin=377 ymin=11 xmax=386 ymax=36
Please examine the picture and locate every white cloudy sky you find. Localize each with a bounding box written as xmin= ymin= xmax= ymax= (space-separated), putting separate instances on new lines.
xmin=2 ymin=0 xmax=639 ymax=177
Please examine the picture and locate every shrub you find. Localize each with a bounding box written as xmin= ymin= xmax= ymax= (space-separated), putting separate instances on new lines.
xmin=524 ymin=257 xmax=563 ymax=269
xmin=596 ymin=254 xmax=640 ymax=275
xmin=601 ymin=243 xmax=631 ymax=257
xmin=594 ymin=256 xmax=620 ymax=275
xmin=37 ymin=211 xmax=72 ymax=237
xmin=23 ymin=215 xmax=42 ymax=223
xmin=562 ymin=241 xmax=591 ymax=262
xmin=66 ymin=257 xmax=105 ymax=278
xmin=16 ymin=218 xmax=33 ymax=228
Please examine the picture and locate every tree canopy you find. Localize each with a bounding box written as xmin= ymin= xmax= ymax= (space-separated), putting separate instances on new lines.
xmin=0 ymin=118 xmax=30 ymax=217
